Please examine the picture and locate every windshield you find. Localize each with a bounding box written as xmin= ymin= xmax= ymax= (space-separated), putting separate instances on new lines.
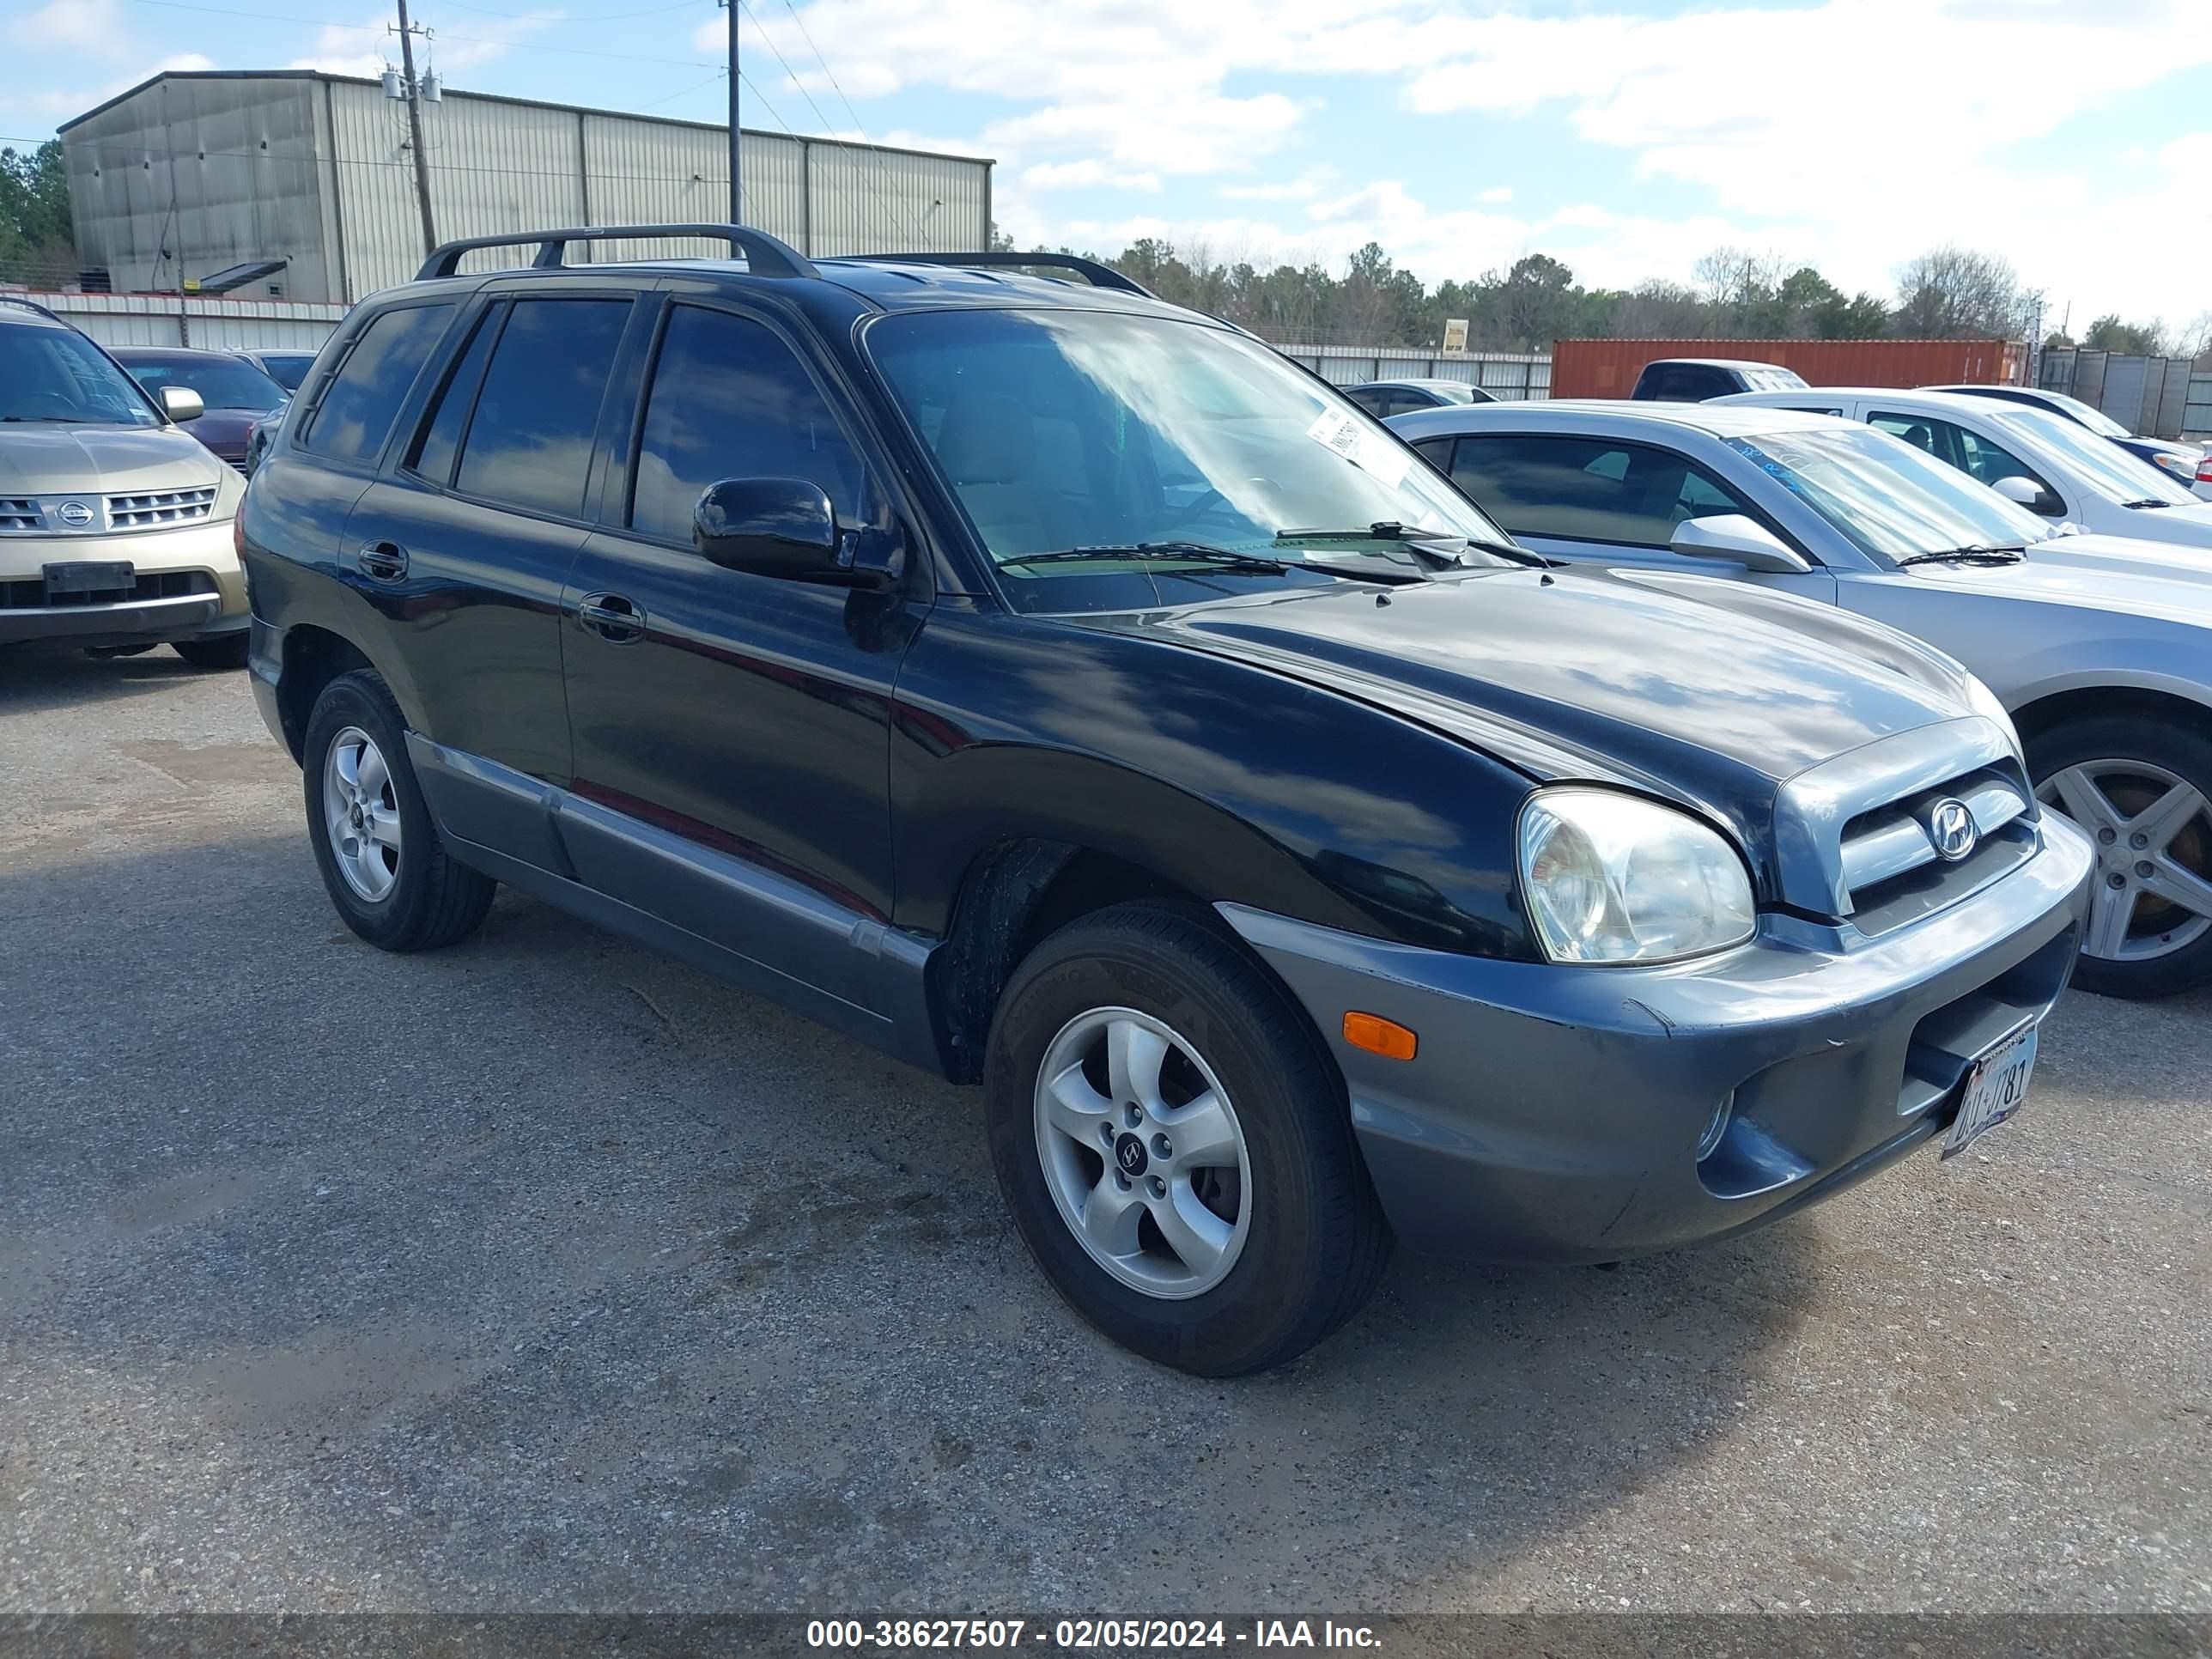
xmin=866 ymin=309 xmax=1512 ymax=582
xmin=0 ymin=325 xmax=162 ymax=427
xmin=121 ymin=355 xmax=287 ymax=411
xmin=255 ymin=353 xmax=316 ymax=392
xmin=2037 ymin=390 xmax=2130 ymax=439
xmin=1990 ymin=407 xmax=2197 ymax=506
xmin=1727 ymin=423 xmax=2051 ymax=563
xmin=1747 ymin=367 xmax=1808 ymax=391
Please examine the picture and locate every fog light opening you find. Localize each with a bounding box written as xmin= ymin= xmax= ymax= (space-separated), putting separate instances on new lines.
xmin=1695 ymin=1090 xmax=1736 ymax=1164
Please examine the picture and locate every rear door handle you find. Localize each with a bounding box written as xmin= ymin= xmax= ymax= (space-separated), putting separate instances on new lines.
xmin=356 ymin=540 xmax=409 ymax=581
xmin=577 ymin=591 xmax=646 ymax=643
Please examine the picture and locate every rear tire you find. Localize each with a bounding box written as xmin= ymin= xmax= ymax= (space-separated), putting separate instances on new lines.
xmin=2028 ymin=715 xmax=2212 ymax=999
xmin=303 ymin=668 xmax=495 ymax=953
xmin=985 ymin=901 xmax=1391 ymax=1376
xmin=173 ymin=634 xmax=250 ymax=671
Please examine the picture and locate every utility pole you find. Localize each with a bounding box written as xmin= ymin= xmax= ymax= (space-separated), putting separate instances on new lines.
xmin=722 ymin=0 xmax=742 ymax=222
xmin=395 ymin=0 xmax=437 ymax=258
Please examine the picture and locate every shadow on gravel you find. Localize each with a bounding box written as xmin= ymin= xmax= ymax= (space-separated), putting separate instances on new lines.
xmin=1 ymin=828 xmax=1825 ymax=1610
xmin=0 ymin=641 xmax=223 ymax=718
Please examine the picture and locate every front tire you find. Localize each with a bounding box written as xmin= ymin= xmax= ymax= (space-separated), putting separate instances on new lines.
xmin=2029 ymin=715 xmax=2212 ymax=999
xmin=173 ymin=634 xmax=251 ymax=671
xmin=985 ymin=901 xmax=1391 ymax=1376
xmin=302 ymin=669 xmax=495 ymax=952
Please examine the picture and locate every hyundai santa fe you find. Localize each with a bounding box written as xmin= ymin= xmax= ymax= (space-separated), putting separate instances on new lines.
xmin=240 ymin=226 xmax=2093 ymax=1375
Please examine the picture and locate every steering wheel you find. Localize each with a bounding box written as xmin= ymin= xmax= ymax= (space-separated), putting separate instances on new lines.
xmin=1161 ymin=486 xmax=1227 ymax=532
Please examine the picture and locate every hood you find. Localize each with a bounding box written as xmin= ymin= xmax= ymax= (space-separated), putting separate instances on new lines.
xmin=2094 ymin=500 xmax=2212 ymax=548
xmin=1089 ymin=564 xmax=1972 ymax=848
xmin=1910 ymin=536 xmax=2212 ymax=626
xmin=0 ymin=422 xmax=226 ymax=495
xmin=178 ymin=407 xmax=268 ymax=459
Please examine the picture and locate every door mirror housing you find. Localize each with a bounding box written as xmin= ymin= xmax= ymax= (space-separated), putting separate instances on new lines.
xmin=1668 ymin=513 xmax=1812 ymax=574
xmin=692 ymin=477 xmax=900 ymax=590
xmin=159 ymin=385 xmax=204 ymax=422
xmin=1991 ymin=475 xmax=2063 ymax=516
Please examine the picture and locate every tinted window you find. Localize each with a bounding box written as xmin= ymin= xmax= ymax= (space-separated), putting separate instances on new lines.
xmin=122 ymin=355 xmax=285 ymax=410
xmin=304 ymin=303 xmax=454 ymax=462
xmin=1871 ymin=410 xmax=2050 ymax=494
xmin=0 ymin=325 xmax=160 ymax=426
xmin=1344 ymin=387 xmax=1389 ymax=416
xmin=1449 ymin=434 xmax=1760 ymax=545
xmin=630 ymin=305 xmax=867 ymax=541
xmin=257 ymin=353 xmax=316 ymax=392
xmin=1638 ymin=364 xmax=1730 ymax=402
xmin=454 ymin=298 xmax=630 ymax=519
xmin=407 ymin=305 xmax=502 ymax=486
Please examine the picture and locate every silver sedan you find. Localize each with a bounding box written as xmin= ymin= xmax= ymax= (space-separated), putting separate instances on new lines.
xmin=1390 ymin=398 xmax=2212 ymax=1000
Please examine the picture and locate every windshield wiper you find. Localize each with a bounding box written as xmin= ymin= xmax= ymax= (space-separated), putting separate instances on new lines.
xmin=2120 ymin=499 xmax=2174 ymax=510
xmin=1894 ymin=545 xmax=2027 ymax=568
xmin=1274 ymin=521 xmax=1544 ymax=568
xmin=2 ymin=415 xmax=98 ymax=423
xmin=1001 ymin=543 xmax=1295 ymax=576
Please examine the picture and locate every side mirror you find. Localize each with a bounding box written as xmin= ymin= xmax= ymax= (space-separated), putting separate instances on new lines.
xmin=159 ymin=385 xmax=204 ymax=422
xmin=1668 ymin=513 xmax=1812 ymax=575
xmin=1991 ymin=475 xmax=2063 ymax=516
xmin=692 ymin=477 xmax=899 ymax=590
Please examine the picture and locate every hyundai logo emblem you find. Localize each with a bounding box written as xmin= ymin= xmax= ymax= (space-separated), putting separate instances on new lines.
xmin=55 ymin=500 xmax=94 ymax=527
xmin=1927 ymin=797 xmax=1978 ymax=862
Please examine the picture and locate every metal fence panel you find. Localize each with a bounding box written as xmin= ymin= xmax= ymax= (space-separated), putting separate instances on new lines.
xmin=2185 ymin=373 xmax=2212 ymax=439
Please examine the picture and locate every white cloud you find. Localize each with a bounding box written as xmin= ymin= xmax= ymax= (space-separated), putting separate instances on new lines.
xmin=3 ymin=52 xmax=218 ymax=119
xmin=288 ymin=9 xmax=558 ymax=78
xmin=1477 ymin=185 xmax=1511 ymax=204
xmin=1219 ymin=166 xmax=1340 ymax=202
xmin=1022 ymin=159 xmax=1160 ymax=192
xmin=12 ymin=0 xmax=127 ymax=56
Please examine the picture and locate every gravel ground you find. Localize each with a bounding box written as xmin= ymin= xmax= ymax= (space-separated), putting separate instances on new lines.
xmin=1 ymin=643 xmax=2207 ymax=1616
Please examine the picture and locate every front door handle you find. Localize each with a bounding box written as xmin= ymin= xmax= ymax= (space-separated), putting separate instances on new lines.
xmin=357 ymin=540 xmax=409 ymax=581
xmin=577 ymin=591 xmax=646 ymax=643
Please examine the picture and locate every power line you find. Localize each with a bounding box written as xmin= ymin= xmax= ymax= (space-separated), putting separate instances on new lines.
xmin=634 ymin=66 xmax=727 ymax=112
xmin=117 ymin=0 xmax=720 ymax=67
xmin=437 ymin=0 xmax=702 ymax=16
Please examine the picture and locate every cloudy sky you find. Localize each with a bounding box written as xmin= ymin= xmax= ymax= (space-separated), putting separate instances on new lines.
xmin=5 ymin=0 xmax=2208 ymax=326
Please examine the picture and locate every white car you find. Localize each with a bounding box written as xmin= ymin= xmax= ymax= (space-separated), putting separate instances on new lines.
xmin=1389 ymin=398 xmax=2212 ymax=998
xmin=1715 ymin=386 xmax=2212 ymax=549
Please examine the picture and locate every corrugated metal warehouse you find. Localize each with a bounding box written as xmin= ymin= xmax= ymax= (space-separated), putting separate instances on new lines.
xmin=58 ymin=70 xmax=994 ymax=305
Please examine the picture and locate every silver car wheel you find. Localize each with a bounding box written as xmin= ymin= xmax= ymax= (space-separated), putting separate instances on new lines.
xmin=322 ymin=725 xmax=403 ymax=903
xmin=2038 ymin=757 xmax=2212 ymax=963
xmin=1032 ymin=1006 xmax=1252 ymax=1300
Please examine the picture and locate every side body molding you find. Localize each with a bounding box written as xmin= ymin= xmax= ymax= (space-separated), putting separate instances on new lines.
xmin=406 ymin=734 xmax=943 ymax=1075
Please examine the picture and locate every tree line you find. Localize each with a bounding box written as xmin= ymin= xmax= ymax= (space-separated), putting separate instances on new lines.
xmin=0 ymin=142 xmax=75 ymax=287
xmin=997 ymin=225 xmax=2209 ymax=359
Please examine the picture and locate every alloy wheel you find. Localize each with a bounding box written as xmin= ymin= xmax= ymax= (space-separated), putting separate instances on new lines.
xmin=1032 ymin=1006 xmax=1253 ymax=1299
xmin=322 ymin=725 xmax=403 ymax=903
xmin=2038 ymin=758 xmax=2212 ymax=963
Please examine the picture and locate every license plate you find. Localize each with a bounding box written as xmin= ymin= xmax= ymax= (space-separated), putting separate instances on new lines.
xmin=1941 ymin=1024 xmax=2037 ymax=1158
xmin=44 ymin=561 xmax=133 ymax=596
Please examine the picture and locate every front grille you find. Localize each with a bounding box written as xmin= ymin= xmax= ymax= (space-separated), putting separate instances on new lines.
xmin=0 ymin=569 xmax=216 ymax=610
xmin=106 ymin=486 xmax=218 ymax=530
xmin=0 ymin=498 xmax=39 ymax=532
xmin=1839 ymin=766 xmax=2037 ymax=935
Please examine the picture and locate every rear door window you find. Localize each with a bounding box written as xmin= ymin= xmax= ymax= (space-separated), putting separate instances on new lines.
xmin=452 ymin=297 xmax=632 ymax=520
xmin=302 ymin=303 xmax=455 ymax=463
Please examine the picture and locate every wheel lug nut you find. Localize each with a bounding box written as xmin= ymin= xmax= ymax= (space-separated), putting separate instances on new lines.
xmin=1148 ymin=1176 xmax=1166 ymax=1199
xmin=1123 ymin=1104 xmax=1141 ymax=1128
xmin=2135 ymin=860 xmax=2154 ymax=878
xmin=2130 ymin=833 xmax=2148 ymax=848
xmin=1114 ymin=1170 xmax=1131 ymax=1192
xmin=1152 ymin=1133 xmax=1172 ymax=1160
xmin=1099 ymin=1124 xmax=1115 ymax=1147
xmin=2108 ymin=872 xmax=2127 ymax=889
xmin=2098 ymin=828 xmax=2117 ymax=844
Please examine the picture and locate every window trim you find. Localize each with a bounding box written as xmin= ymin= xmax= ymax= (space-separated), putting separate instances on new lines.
xmin=398 ymin=297 xmax=508 ymax=489
xmin=295 ymin=298 xmax=462 ymax=471
xmin=614 ymin=294 xmax=888 ymax=554
xmin=1447 ymin=431 xmax=1818 ymax=562
xmin=1868 ymin=408 xmax=2058 ymax=503
xmin=403 ymin=289 xmax=643 ymax=532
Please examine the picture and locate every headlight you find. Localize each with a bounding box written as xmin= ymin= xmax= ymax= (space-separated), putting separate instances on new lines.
xmin=1961 ymin=673 xmax=2023 ymax=768
xmin=1517 ymin=788 xmax=1756 ymax=964
xmin=2150 ymin=451 xmax=2196 ymax=479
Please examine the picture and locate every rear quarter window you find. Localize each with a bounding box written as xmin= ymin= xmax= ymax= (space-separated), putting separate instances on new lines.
xmin=301 ymin=303 xmax=456 ymax=464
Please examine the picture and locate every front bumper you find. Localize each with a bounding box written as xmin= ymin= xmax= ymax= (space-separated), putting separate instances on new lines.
xmin=0 ymin=521 xmax=246 ymax=647
xmin=1221 ymin=814 xmax=2094 ymax=1262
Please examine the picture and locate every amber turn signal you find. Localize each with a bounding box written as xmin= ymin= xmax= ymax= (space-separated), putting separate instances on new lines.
xmin=1341 ymin=1011 xmax=1418 ymax=1060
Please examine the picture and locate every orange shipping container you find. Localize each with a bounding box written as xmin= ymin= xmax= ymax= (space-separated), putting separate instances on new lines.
xmin=1550 ymin=337 xmax=2025 ymax=399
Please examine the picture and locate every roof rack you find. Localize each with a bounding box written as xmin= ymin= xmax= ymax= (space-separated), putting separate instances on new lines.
xmin=0 ymin=294 xmax=66 ymax=324
xmin=416 ymin=224 xmax=817 ymax=283
xmin=843 ymin=250 xmax=1153 ymax=296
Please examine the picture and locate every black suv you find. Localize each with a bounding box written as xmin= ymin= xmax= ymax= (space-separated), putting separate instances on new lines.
xmin=243 ymin=225 xmax=2091 ymax=1376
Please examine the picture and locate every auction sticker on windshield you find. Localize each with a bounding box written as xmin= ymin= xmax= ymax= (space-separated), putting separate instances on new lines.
xmin=1942 ymin=1023 xmax=2037 ymax=1158
xmin=1305 ymin=407 xmax=1410 ymax=488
